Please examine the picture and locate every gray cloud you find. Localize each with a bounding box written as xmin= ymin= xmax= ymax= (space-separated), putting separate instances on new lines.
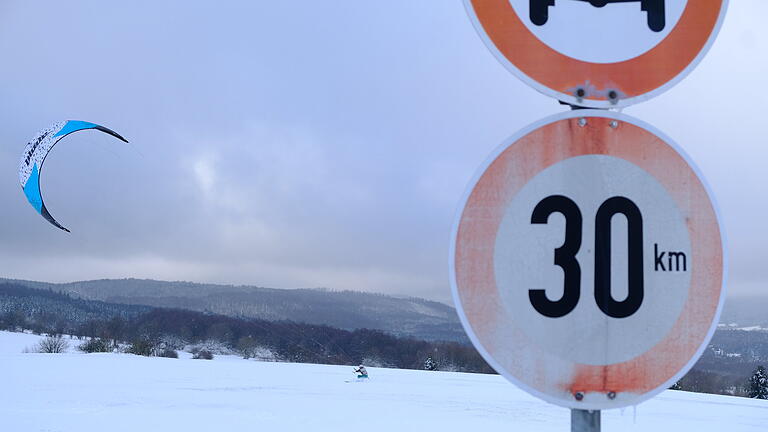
xmin=0 ymin=1 xmax=764 ymax=302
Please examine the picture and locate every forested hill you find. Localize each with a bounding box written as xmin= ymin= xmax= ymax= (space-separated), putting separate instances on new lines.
xmin=0 ymin=283 xmax=151 ymax=333
xmin=0 ymin=281 xmax=491 ymax=373
xmin=0 ymin=278 xmax=467 ymax=342
xmin=3 ymin=280 xmax=768 ymax=397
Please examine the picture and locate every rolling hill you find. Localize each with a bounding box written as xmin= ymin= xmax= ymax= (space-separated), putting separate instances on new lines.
xmin=0 ymin=278 xmax=467 ymax=342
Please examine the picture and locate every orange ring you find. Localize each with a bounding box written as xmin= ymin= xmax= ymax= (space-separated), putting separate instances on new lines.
xmin=468 ymin=0 xmax=725 ymax=104
xmin=453 ymin=113 xmax=724 ymax=409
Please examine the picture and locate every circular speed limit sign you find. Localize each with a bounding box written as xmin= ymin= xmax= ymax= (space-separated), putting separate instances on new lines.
xmin=450 ymin=111 xmax=726 ymax=410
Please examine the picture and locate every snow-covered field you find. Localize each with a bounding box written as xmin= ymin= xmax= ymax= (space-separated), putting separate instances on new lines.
xmin=1 ymin=331 xmax=766 ymax=431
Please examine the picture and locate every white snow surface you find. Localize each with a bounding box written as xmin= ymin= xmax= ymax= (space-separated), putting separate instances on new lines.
xmin=736 ymin=326 xmax=768 ymax=332
xmin=1 ymin=331 xmax=766 ymax=431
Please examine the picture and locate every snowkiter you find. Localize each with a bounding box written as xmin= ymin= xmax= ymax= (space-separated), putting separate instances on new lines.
xmin=354 ymin=365 xmax=368 ymax=379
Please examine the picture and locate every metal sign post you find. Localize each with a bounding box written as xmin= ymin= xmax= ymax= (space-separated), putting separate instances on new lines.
xmin=571 ymin=410 xmax=600 ymax=432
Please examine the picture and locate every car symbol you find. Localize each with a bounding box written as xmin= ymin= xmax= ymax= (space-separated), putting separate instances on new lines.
xmin=530 ymin=0 xmax=666 ymax=32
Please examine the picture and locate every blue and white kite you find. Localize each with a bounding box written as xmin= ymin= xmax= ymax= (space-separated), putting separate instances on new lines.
xmin=19 ymin=120 xmax=128 ymax=232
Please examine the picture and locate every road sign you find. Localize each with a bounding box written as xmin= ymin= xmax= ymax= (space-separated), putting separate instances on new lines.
xmin=450 ymin=110 xmax=726 ymax=410
xmin=464 ymin=0 xmax=728 ymax=108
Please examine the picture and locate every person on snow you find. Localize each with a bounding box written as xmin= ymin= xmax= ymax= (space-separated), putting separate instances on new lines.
xmin=354 ymin=365 xmax=368 ymax=379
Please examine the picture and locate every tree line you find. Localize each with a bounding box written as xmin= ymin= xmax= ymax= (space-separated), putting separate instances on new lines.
xmin=0 ymin=283 xmax=492 ymax=373
xmin=3 ymin=281 xmax=768 ymax=395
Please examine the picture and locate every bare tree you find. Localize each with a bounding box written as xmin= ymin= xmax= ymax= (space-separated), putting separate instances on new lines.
xmin=78 ymin=338 xmax=111 ymax=353
xmin=37 ymin=335 xmax=69 ymax=353
xmin=193 ymin=349 xmax=214 ymax=360
xmin=237 ymin=336 xmax=257 ymax=359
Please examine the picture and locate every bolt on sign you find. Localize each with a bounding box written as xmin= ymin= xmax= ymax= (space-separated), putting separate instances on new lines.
xmin=464 ymin=0 xmax=728 ymax=108
xmin=450 ymin=111 xmax=726 ymax=410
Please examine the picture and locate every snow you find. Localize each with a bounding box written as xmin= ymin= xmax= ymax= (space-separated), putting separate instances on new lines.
xmin=737 ymin=326 xmax=768 ymax=332
xmin=1 ymin=331 xmax=766 ymax=431
xmin=0 ymin=329 xmax=80 ymax=354
xmin=406 ymin=300 xmax=450 ymax=318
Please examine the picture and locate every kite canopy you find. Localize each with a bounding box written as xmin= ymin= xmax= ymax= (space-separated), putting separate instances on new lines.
xmin=18 ymin=120 xmax=128 ymax=232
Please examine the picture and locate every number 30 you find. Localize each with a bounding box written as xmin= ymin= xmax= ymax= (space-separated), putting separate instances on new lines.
xmin=529 ymin=195 xmax=644 ymax=319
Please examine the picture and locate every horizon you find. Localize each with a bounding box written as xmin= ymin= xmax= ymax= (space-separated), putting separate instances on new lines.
xmin=3 ymin=275 xmax=767 ymax=306
xmin=0 ymin=276 xmax=460 ymax=305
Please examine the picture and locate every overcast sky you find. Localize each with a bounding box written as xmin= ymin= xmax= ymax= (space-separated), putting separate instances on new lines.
xmin=0 ymin=1 xmax=764 ymax=302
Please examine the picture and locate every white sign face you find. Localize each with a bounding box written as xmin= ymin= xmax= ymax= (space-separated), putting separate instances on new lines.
xmin=509 ymin=0 xmax=688 ymax=63
xmin=496 ymin=155 xmax=691 ymax=366
xmin=450 ymin=111 xmax=725 ymax=410
xmin=464 ymin=0 xmax=728 ymax=108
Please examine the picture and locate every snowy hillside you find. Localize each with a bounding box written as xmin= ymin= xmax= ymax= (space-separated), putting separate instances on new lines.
xmin=0 ymin=279 xmax=467 ymax=342
xmin=1 ymin=331 xmax=766 ymax=431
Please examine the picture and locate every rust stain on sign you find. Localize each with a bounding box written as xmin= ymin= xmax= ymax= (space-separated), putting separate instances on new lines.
xmin=469 ymin=0 xmax=723 ymax=102
xmin=454 ymin=114 xmax=723 ymax=408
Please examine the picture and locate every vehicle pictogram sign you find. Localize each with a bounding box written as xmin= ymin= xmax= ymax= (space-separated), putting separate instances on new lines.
xmin=464 ymin=0 xmax=728 ymax=108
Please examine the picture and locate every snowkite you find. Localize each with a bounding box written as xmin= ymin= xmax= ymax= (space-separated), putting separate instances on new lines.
xmin=19 ymin=120 xmax=128 ymax=232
